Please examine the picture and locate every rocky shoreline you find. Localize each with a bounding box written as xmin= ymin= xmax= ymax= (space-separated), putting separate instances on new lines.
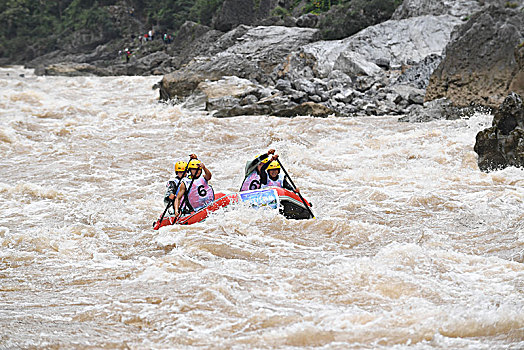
xmin=21 ymin=0 xmax=524 ymax=171
xmin=27 ymin=1 xmax=523 ymax=120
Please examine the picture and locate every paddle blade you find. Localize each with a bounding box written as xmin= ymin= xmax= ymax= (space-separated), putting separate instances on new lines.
xmin=153 ymin=220 xmax=161 ymax=230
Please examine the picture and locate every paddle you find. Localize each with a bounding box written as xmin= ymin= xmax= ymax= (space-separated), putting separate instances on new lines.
xmin=275 ymin=158 xmax=315 ymax=219
xmin=178 ymin=166 xmax=198 ymax=215
xmin=153 ymin=158 xmax=191 ymax=230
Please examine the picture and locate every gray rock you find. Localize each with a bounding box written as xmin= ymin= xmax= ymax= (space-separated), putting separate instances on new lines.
xmin=168 ymin=21 xmax=224 ymax=69
xmin=181 ymin=91 xmax=208 ymax=111
xmin=285 ymin=15 xmax=460 ymax=80
xmin=426 ymin=6 xmax=524 ymax=108
xmin=296 ymin=13 xmax=319 ymax=28
xmin=375 ymin=58 xmax=390 ymax=69
xmin=398 ymin=97 xmax=467 ymax=122
xmin=293 ymin=78 xmax=317 ymax=95
xmin=289 ymin=90 xmax=308 ymax=103
xmin=40 ymin=62 xmax=111 ymax=76
xmin=160 ymin=26 xmax=319 ymax=99
xmin=386 ymin=92 xmax=403 ymax=105
xmin=408 ymin=91 xmax=425 ymax=105
xmin=273 ymin=101 xmax=335 ymax=118
xmin=325 ymin=70 xmax=353 ymax=90
xmin=392 ymin=0 xmax=484 ymax=20
xmin=388 ymin=84 xmax=426 ymax=104
xmin=240 ymin=94 xmax=259 ymax=105
xmin=333 ymin=51 xmax=383 ymax=78
xmin=396 ymin=53 xmax=442 ymax=89
xmin=318 ymin=91 xmax=329 ymax=102
xmin=309 ymin=95 xmax=322 ymax=103
xmin=355 ymin=76 xmax=377 ymax=92
xmin=206 ymin=95 xmax=241 ymax=111
xmin=282 ymin=16 xmax=298 ymax=27
xmin=492 ymin=92 xmax=524 ymax=134
xmin=275 ymin=79 xmax=293 ymax=92
xmin=474 ymin=92 xmax=524 ymax=171
xmin=213 ymin=0 xmax=256 ymax=32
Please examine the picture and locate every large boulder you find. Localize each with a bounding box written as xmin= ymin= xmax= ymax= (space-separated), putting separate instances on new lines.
xmin=509 ymin=43 xmax=524 ymax=95
xmin=474 ymin=92 xmax=524 ymax=171
xmin=165 ymin=21 xmax=225 ymax=70
xmin=159 ymin=25 xmax=319 ymax=100
xmin=392 ymin=0 xmax=524 ymax=20
xmin=184 ymin=76 xmax=335 ymax=118
xmin=392 ymin=0 xmax=484 ymax=20
xmin=425 ymin=6 xmax=524 ymax=108
xmin=395 ymin=53 xmax=442 ymax=89
xmin=398 ymin=98 xmax=466 ymax=123
xmin=259 ymin=14 xmax=462 ymax=117
xmin=276 ymin=15 xmax=461 ymax=81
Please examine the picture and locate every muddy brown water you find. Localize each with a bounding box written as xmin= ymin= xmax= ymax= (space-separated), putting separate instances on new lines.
xmin=1 ymin=67 xmax=523 ymax=349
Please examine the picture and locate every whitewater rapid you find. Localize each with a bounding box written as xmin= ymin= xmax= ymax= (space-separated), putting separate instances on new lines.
xmin=1 ymin=66 xmax=523 ymax=349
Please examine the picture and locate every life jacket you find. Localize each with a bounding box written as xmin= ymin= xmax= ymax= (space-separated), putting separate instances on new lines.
xmin=240 ymin=170 xmax=261 ymax=191
xmin=164 ymin=177 xmax=185 ymax=214
xmin=166 ymin=177 xmax=182 ymax=192
xmin=262 ymin=172 xmax=285 ymax=188
xmin=183 ymin=175 xmax=214 ymax=211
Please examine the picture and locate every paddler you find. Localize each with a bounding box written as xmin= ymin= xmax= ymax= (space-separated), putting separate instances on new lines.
xmin=164 ymin=156 xmax=194 ymax=214
xmin=239 ymin=149 xmax=275 ymax=191
xmin=173 ymin=156 xmax=214 ymax=217
xmin=260 ymin=154 xmax=299 ymax=193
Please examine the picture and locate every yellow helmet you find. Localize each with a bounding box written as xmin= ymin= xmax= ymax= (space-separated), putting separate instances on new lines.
xmin=267 ymin=161 xmax=280 ymax=170
xmin=188 ymin=159 xmax=201 ymax=169
xmin=256 ymin=154 xmax=270 ymax=163
xmin=174 ymin=161 xmax=187 ymax=172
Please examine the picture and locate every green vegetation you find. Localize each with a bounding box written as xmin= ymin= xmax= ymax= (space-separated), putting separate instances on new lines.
xmin=304 ymin=0 xmax=341 ymax=14
xmin=0 ymin=0 xmax=402 ymax=63
xmin=0 ymin=0 xmax=60 ymax=60
xmin=0 ymin=0 xmax=226 ymax=62
xmin=271 ymin=6 xmax=291 ymax=18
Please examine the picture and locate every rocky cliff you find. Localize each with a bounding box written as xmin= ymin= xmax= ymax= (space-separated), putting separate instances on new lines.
xmin=24 ymin=0 xmax=524 ymax=121
xmin=156 ymin=9 xmax=462 ymax=118
xmin=425 ymin=5 xmax=524 ymax=108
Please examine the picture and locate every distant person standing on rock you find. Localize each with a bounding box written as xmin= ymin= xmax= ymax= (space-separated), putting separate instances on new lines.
xmin=125 ymin=48 xmax=132 ymax=63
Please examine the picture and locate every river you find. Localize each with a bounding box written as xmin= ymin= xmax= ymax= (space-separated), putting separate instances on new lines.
xmin=1 ymin=66 xmax=523 ymax=349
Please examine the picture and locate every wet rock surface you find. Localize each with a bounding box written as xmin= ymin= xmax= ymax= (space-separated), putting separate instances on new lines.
xmin=474 ymin=92 xmax=524 ymax=171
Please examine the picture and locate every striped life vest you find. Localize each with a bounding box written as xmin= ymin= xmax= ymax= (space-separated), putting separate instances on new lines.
xmin=240 ymin=171 xmax=261 ymax=191
xmin=183 ymin=175 xmax=214 ymax=211
xmin=262 ymin=172 xmax=285 ymax=188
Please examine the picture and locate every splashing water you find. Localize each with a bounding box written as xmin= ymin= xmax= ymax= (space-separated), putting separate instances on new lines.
xmin=1 ymin=66 xmax=523 ymax=349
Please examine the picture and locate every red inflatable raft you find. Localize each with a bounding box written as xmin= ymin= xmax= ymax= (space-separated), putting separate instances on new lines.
xmin=153 ymin=187 xmax=313 ymax=229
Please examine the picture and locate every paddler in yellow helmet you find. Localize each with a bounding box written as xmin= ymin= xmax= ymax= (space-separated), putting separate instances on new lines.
xmin=240 ymin=149 xmax=275 ymax=191
xmin=164 ymin=159 xmax=190 ymax=213
xmin=174 ymin=155 xmax=214 ymax=217
xmin=260 ymin=154 xmax=299 ymax=193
